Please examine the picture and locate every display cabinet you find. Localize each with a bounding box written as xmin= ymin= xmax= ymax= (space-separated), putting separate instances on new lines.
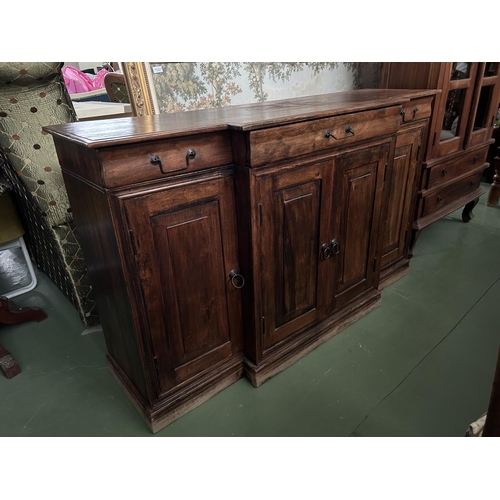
xmin=382 ymin=62 xmax=500 ymax=251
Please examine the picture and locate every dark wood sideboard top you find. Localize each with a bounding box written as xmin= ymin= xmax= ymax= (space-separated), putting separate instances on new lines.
xmin=44 ymin=89 xmax=439 ymax=148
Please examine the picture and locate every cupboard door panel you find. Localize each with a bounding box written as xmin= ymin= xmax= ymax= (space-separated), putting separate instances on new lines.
xmin=339 ymin=164 xmax=376 ymax=289
xmin=382 ymin=146 xmax=410 ymax=256
xmin=274 ymin=181 xmax=321 ymax=328
xmin=259 ymin=161 xmax=334 ymax=350
xmin=122 ymin=176 xmax=242 ymax=393
xmin=151 ymin=201 xmax=230 ymax=364
xmin=381 ymin=126 xmax=423 ymax=268
xmin=333 ymin=142 xmax=389 ymax=307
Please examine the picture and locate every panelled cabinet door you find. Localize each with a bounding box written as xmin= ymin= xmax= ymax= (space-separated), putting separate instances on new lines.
xmin=430 ymin=62 xmax=479 ymax=158
xmin=381 ymin=125 xmax=424 ymax=268
xmin=121 ymin=175 xmax=243 ymax=394
xmin=467 ymin=62 xmax=500 ymax=148
xmin=258 ymin=160 xmax=335 ymax=350
xmin=332 ymin=141 xmax=390 ymax=309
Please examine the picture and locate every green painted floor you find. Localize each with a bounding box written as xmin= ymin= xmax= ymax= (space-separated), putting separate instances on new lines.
xmin=1 ymin=185 xmax=500 ymax=437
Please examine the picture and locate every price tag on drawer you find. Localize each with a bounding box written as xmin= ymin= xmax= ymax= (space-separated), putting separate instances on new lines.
xmin=152 ymin=65 xmax=164 ymax=74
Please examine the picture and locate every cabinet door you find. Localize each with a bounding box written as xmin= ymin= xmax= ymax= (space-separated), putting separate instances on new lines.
xmin=381 ymin=126 xmax=424 ymax=269
xmin=122 ymin=175 xmax=243 ymax=394
xmin=332 ymin=142 xmax=390 ymax=309
xmin=467 ymin=62 xmax=500 ymax=148
xmin=258 ymin=160 xmax=335 ymax=350
xmin=430 ymin=62 xmax=479 ymax=158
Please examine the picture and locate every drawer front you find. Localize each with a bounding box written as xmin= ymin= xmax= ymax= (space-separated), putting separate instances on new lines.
xmin=422 ymin=170 xmax=483 ymax=217
xmin=100 ymin=131 xmax=233 ymax=188
xmin=248 ymin=106 xmax=401 ymax=167
xmin=400 ymin=97 xmax=433 ymax=125
xmin=426 ymin=146 xmax=489 ymax=190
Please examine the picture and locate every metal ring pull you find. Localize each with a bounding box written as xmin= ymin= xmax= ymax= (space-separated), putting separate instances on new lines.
xmin=229 ymin=269 xmax=245 ymax=289
xmin=330 ymin=238 xmax=340 ymax=255
xmin=150 ymin=148 xmax=196 ymax=174
xmin=324 ymin=125 xmax=355 ymax=140
xmin=320 ymin=243 xmax=332 ymax=260
xmin=400 ymin=106 xmax=419 ymax=123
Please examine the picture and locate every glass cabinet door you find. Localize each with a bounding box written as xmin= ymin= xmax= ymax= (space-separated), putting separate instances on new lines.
xmin=430 ymin=62 xmax=479 ymax=158
xmin=467 ymin=62 xmax=500 ymax=148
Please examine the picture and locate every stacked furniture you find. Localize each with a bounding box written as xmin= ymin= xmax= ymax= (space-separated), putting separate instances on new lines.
xmin=0 ymin=62 xmax=98 ymax=326
xmin=381 ymin=63 xmax=500 ymax=251
xmin=46 ymin=89 xmax=438 ymax=432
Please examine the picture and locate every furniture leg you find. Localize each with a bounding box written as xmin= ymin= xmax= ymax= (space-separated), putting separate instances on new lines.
xmin=408 ymin=229 xmax=421 ymax=258
xmin=486 ymin=156 xmax=500 ymax=208
xmin=0 ymin=343 xmax=21 ymax=379
xmin=462 ymin=197 xmax=480 ymax=223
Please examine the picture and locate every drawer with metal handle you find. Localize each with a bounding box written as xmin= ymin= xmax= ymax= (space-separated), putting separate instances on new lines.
xmin=426 ymin=145 xmax=489 ymax=190
xmin=98 ymin=131 xmax=233 ymax=188
xmin=248 ymin=105 xmax=401 ymax=167
xmin=422 ymin=170 xmax=484 ymax=217
xmin=399 ymin=96 xmax=433 ymax=125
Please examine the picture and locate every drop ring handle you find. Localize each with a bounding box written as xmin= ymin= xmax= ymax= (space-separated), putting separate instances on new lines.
xmin=150 ymin=149 xmax=196 ymax=174
xmin=400 ymin=106 xmax=419 ymax=123
xmin=229 ymin=269 xmax=245 ymax=289
xmin=321 ymin=243 xmax=332 ymax=260
xmin=330 ymin=238 xmax=340 ymax=255
xmin=324 ymin=125 xmax=355 ymax=140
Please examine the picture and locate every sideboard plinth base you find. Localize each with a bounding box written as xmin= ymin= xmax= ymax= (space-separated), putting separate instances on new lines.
xmin=244 ymin=290 xmax=382 ymax=388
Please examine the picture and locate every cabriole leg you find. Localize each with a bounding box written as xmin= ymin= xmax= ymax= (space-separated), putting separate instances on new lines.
xmin=462 ymin=197 xmax=480 ymax=223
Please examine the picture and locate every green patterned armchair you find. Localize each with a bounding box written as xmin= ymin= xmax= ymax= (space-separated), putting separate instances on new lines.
xmin=0 ymin=62 xmax=99 ymax=326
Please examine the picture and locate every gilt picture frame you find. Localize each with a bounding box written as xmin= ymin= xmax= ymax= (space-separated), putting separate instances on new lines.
xmin=121 ymin=62 xmax=159 ymax=116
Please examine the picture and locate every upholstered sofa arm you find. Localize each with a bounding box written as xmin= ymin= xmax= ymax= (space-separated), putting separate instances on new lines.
xmin=0 ymin=62 xmax=77 ymax=228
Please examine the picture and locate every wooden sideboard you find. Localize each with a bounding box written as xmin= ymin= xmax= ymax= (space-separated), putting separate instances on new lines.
xmin=45 ymin=89 xmax=437 ymax=432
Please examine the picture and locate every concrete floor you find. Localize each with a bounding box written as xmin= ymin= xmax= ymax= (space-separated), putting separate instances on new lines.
xmin=1 ymin=185 xmax=500 ymax=437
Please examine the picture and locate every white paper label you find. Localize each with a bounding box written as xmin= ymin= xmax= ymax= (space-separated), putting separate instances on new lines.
xmin=152 ymin=65 xmax=163 ymax=74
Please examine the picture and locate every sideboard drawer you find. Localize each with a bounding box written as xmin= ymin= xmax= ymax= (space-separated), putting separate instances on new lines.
xmin=426 ymin=145 xmax=489 ymax=190
xmin=422 ymin=170 xmax=483 ymax=217
xmin=99 ymin=131 xmax=233 ymax=188
xmin=248 ymin=105 xmax=401 ymax=167
xmin=400 ymin=97 xmax=433 ymax=125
